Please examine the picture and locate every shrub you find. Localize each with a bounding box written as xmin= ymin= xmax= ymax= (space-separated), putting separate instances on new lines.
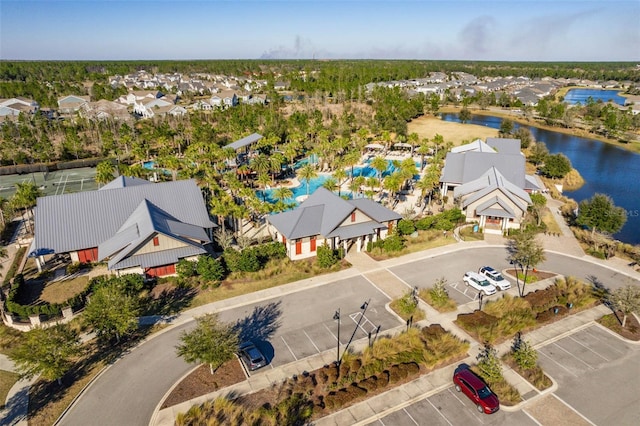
xmin=358 ymin=375 xmax=380 ymax=392
xmin=382 ymin=234 xmax=405 ymax=252
xmin=316 ymin=244 xmax=340 ymax=268
xmin=222 ymin=248 xmax=241 ymax=272
xmin=176 ymin=259 xmax=197 ymax=278
xmin=397 ymin=219 xmax=416 ymax=235
xmin=238 ymin=249 xmax=261 ymax=272
xmin=66 ymin=262 xmax=83 ymax=274
xmin=511 ymin=335 xmax=538 ymax=371
xmin=422 ymin=277 xmax=457 ymax=312
xmin=415 ymin=216 xmax=435 ymax=230
xmin=476 ymin=343 xmax=503 ymax=384
xmin=196 ymin=255 xmax=226 ymax=282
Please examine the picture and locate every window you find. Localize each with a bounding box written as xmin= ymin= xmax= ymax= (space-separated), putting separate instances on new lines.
xmin=310 ymin=235 xmax=317 ymax=252
xmin=153 ymin=236 xmax=160 ymax=246
xmin=295 ymin=239 xmax=302 ymax=255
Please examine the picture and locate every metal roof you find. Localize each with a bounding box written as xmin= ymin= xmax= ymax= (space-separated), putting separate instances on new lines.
xmin=486 ymin=138 xmax=522 ymax=155
xmin=110 ymin=245 xmax=208 ymax=270
xmin=441 ymin=151 xmax=527 ymax=188
xmin=33 ymin=178 xmax=216 ymax=255
xmin=100 ymin=176 xmax=151 ymax=190
xmin=267 ymin=188 xmax=400 ymax=240
xmin=225 ymin=133 xmax=263 ymax=151
xmin=456 ymin=167 xmax=531 ymax=212
xmin=475 ymin=197 xmax=516 ymax=218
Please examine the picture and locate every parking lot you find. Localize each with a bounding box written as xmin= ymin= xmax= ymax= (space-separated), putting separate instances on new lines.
xmin=217 ymin=275 xmax=403 ymax=371
xmin=365 ymin=324 xmax=640 ymax=426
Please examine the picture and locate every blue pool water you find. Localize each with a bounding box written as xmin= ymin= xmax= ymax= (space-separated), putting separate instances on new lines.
xmin=294 ymin=154 xmax=319 ymax=169
xmin=350 ymin=159 xmax=417 ymax=178
xmin=564 ymin=89 xmax=626 ymax=106
xmin=256 ymin=174 xmax=333 ymax=204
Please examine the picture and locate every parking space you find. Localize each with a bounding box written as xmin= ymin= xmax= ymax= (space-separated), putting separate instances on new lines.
xmin=367 ymin=387 xmax=538 ymax=426
xmin=531 ymin=325 xmax=640 ymax=426
xmin=219 ymin=275 xmax=402 ymax=373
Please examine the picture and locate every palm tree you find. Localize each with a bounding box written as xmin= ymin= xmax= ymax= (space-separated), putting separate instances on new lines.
xmin=11 ymin=182 xmax=41 ymax=233
xmin=297 ymin=164 xmax=318 ymax=196
xmin=342 ymin=150 xmax=361 ymax=183
xmin=416 ymin=137 xmax=431 ymax=171
xmin=370 ymin=156 xmax=388 ymax=192
xmin=332 ymin=169 xmax=347 ymax=196
xmin=250 ymin=154 xmax=271 ymax=178
xmin=255 ymin=173 xmax=271 ymax=202
xmin=272 ymin=186 xmax=293 ymax=204
xmin=95 ymin=160 xmax=116 ymax=186
xmin=383 ymin=172 xmax=403 ymax=206
xmin=322 ymin=177 xmax=339 ymax=194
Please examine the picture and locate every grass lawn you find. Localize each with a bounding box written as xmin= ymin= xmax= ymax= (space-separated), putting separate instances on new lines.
xmin=39 ymin=276 xmax=90 ymax=304
xmin=459 ymin=226 xmax=484 ymax=241
xmin=540 ymin=208 xmax=562 ymax=235
xmin=369 ymin=232 xmax=455 ymax=260
xmin=0 ymin=369 xmax=20 ymax=409
xmin=190 ymin=258 xmax=350 ymax=308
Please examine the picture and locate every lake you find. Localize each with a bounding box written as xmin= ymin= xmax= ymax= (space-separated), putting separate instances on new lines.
xmin=441 ymin=113 xmax=640 ymax=245
xmin=564 ymin=89 xmax=626 ymax=106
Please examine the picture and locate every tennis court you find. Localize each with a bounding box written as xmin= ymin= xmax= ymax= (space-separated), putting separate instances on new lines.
xmin=0 ymin=167 xmax=98 ymax=199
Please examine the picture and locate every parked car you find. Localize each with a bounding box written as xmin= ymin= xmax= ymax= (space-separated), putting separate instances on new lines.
xmin=478 ymin=266 xmax=511 ymax=291
xmin=463 ymin=271 xmax=497 ymax=296
xmin=453 ymin=365 xmax=500 ymax=414
xmin=238 ymin=342 xmax=267 ymax=371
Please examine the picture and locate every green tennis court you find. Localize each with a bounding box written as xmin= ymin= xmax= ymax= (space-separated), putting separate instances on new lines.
xmin=0 ymin=167 xmax=98 ymax=199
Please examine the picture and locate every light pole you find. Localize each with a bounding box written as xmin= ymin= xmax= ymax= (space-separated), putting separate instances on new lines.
xmin=333 ymin=309 xmax=340 ymax=366
xmin=478 ymin=291 xmax=484 ymax=311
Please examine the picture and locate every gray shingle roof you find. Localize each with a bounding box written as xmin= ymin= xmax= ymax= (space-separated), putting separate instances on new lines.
xmin=33 ymin=178 xmax=215 ymax=255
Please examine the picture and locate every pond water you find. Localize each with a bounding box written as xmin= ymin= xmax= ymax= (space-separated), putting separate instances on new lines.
xmin=441 ymin=113 xmax=640 ymax=244
xmin=564 ymin=89 xmax=626 ymax=106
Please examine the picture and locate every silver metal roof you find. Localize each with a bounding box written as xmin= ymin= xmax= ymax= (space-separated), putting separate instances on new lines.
xmin=475 ymin=197 xmax=516 ymax=218
xmin=486 ymin=138 xmax=522 ymax=155
xmin=441 ymin=151 xmax=527 ymax=188
xmin=110 ymin=245 xmax=208 ymax=270
xmin=33 ymin=178 xmax=215 ymax=255
xmin=267 ymin=188 xmax=400 ymax=240
xmin=99 ymin=176 xmax=150 ymax=190
xmin=225 ymin=133 xmax=263 ymax=151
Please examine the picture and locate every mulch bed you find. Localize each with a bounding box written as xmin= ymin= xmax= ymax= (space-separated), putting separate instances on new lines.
xmin=504 ymin=269 xmax=557 ymax=282
xmin=597 ymin=311 xmax=640 ymax=341
xmin=160 ymin=359 xmax=247 ymax=409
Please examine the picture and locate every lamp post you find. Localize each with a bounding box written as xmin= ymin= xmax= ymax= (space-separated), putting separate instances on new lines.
xmin=478 ymin=291 xmax=484 ymax=311
xmin=333 ymin=309 xmax=340 ymax=366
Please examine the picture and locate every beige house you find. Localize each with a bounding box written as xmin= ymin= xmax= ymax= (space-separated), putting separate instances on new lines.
xmin=266 ymin=187 xmax=401 ymax=260
xmin=454 ymin=167 xmax=531 ymax=233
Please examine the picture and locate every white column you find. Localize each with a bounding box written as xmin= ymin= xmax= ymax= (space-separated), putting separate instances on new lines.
xmin=357 ymin=237 xmax=362 ymax=252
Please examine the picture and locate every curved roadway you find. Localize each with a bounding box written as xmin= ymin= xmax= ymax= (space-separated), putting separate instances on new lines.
xmin=58 ymin=246 xmax=639 ymax=426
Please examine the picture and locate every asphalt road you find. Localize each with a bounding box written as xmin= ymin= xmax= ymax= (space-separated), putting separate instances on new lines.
xmin=58 ymin=247 xmax=639 ymax=426
xmin=58 ymin=277 xmax=399 ymax=426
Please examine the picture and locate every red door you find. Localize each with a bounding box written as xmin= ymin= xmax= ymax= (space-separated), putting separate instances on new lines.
xmin=78 ymin=247 xmax=98 ymax=263
xmin=295 ymin=240 xmax=302 ymax=255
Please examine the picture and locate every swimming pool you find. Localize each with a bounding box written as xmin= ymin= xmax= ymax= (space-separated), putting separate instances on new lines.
xmin=256 ymin=174 xmax=333 ymax=204
xmin=350 ymin=159 xmax=419 ymax=179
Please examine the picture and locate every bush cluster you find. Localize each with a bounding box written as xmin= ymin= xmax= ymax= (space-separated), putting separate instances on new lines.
xmin=316 ymin=244 xmax=341 ymax=268
xmin=5 ymin=273 xmax=91 ymax=320
xmin=415 ymin=208 xmax=465 ymax=231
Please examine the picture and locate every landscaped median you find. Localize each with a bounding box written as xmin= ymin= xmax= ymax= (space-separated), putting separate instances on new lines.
xmin=172 ymin=324 xmax=469 ymax=425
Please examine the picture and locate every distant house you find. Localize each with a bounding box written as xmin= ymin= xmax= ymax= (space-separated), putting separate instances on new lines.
xmin=133 ymin=97 xmax=176 ymax=118
xmin=30 ymin=177 xmax=217 ymax=277
xmin=210 ymin=90 xmax=238 ymax=108
xmin=440 ymin=138 xmax=543 ymax=233
xmin=0 ymin=97 xmax=39 ymax=117
xmin=117 ymin=90 xmax=164 ymax=106
xmin=80 ymin=100 xmax=131 ymax=121
xmin=57 ymin=95 xmax=90 ymax=114
xmin=266 ymin=188 xmax=402 ymax=260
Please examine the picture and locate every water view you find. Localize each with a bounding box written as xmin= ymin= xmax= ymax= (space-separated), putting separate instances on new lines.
xmin=564 ymin=89 xmax=626 ymax=106
xmin=441 ymin=113 xmax=640 ymax=244
xmin=256 ymin=174 xmax=338 ymax=205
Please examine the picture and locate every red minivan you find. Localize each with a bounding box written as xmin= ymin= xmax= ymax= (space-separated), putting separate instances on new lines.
xmin=453 ymin=366 xmax=500 ymax=414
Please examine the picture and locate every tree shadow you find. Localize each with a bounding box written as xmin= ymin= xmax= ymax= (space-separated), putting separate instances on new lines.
xmin=233 ymin=301 xmax=282 ymax=362
xmin=140 ymin=286 xmax=197 ymax=317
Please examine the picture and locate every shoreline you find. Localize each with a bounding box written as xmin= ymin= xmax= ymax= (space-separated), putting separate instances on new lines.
xmin=437 ymin=106 xmax=640 ymax=154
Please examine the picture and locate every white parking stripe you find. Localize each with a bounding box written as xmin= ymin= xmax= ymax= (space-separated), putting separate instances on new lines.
xmin=522 ymin=409 xmax=544 ymax=425
xmin=402 ymin=407 xmax=420 ymax=425
xmin=323 ymin=323 xmax=338 ymax=341
xmin=280 ymin=335 xmax=297 ymax=361
xmin=426 ymin=397 xmax=454 ymax=426
xmin=303 ymin=329 xmax=321 ymax=353
xmin=552 ymin=394 xmax=597 ymax=426
xmin=551 ymin=341 xmax=595 ymax=370
xmin=539 ymin=350 xmax=577 ymax=377
xmin=568 ymin=335 xmax=610 ymax=361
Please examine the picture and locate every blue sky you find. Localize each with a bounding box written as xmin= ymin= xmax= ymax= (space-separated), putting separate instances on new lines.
xmin=1 ymin=0 xmax=638 ymax=61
